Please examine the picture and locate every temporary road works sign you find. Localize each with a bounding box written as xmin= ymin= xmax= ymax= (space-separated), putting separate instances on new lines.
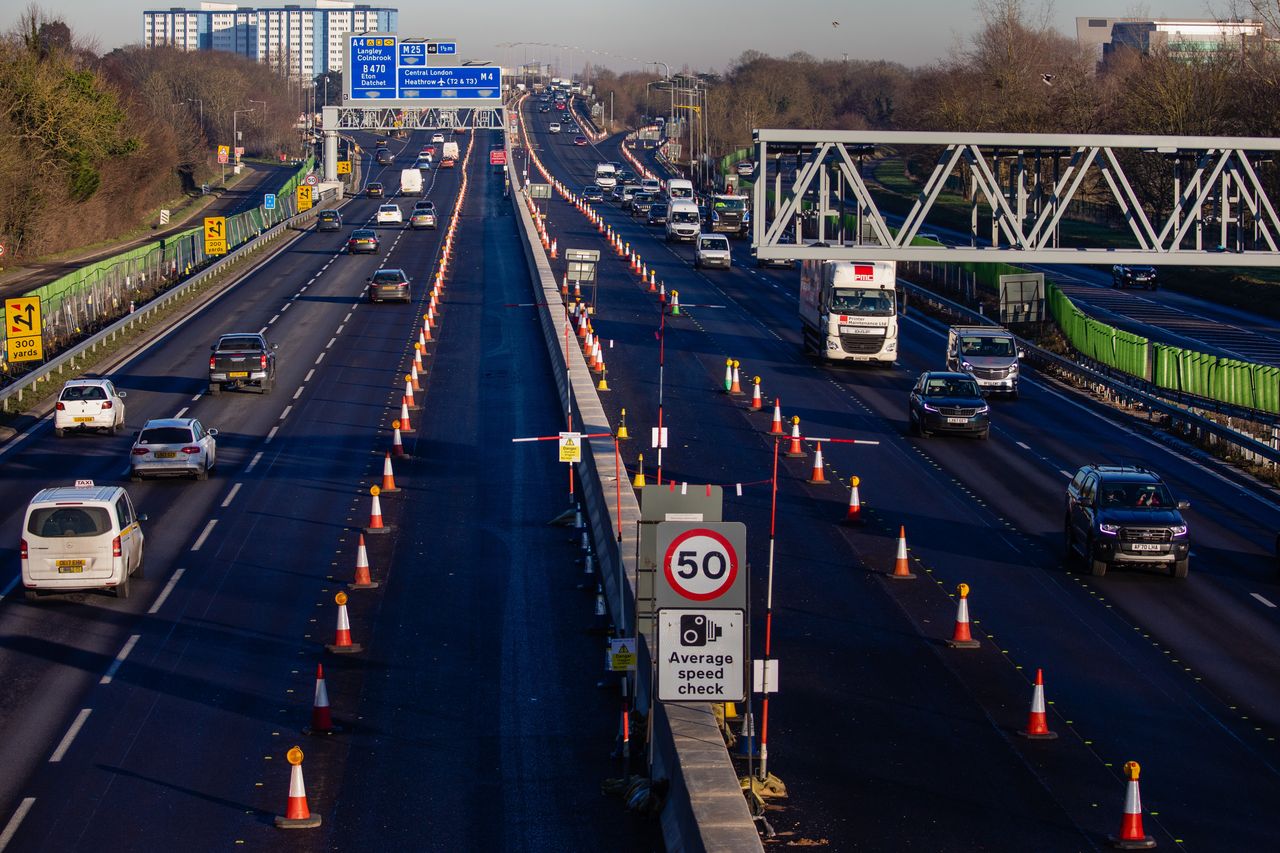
xmin=297 ymin=185 xmax=313 ymax=212
xmin=5 ymin=296 xmax=43 ymax=362
xmin=337 ymin=160 xmax=352 ymax=175
xmin=203 ymin=217 xmax=227 ymax=256
xmin=217 ymin=145 xmax=230 ymax=164
xmin=558 ymin=431 xmax=581 ymax=463
xmin=657 ymin=608 xmax=745 ymax=702
xmin=655 ymin=521 xmax=747 ymax=610
xmin=608 ymin=638 xmax=637 ymax=672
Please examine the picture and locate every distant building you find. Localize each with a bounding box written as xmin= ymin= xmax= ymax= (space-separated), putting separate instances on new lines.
xmin=142 ymin=1 xmax=397 ymax=78
xmin=1077 ymin=17 xmax=1266 ymax=67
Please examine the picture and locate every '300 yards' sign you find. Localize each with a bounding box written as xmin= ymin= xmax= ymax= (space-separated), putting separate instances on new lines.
xmin=656 ymin=522 xmax=747 ymax=609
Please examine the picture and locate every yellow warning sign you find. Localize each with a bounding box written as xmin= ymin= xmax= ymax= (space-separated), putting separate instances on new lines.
xmin=558 ymin=431 xmax=581 ymax=463
xmin=5 ymin=296 xmax=44 ymax=362
xmin=609 ymin=638 xmax=637 ymax=672
xmin=337 ymin=160 xmax=352 ymax=175
xmin=203 ymin=216 xmax=227 ymax=255
xmin=297 ymin=185 xmax=313 ymax=212
xmin=216 ymin=145 xmax=230 ymax=164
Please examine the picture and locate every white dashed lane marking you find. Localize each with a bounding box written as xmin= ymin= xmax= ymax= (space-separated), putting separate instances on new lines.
xmin=221 ymin=483 xmax=242 ymax=508
xmin=148 ymin=568 xmax=185 ymax=615
xmin=191 ymin=520 xmax=217 ymax=552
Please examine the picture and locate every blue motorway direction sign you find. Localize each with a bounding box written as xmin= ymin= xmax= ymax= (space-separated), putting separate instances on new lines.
xmin=349 ymin=35 xmax=397 ymax=99
xmin=398 ymin=65 xmax=501 ymax=100
xmin=263 ymin=193 xmax=276 ymax=210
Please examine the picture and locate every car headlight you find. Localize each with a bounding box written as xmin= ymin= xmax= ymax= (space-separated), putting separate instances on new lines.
xmin=1170 ymin=525 xmax=1188 ymax=537
xmin=1008 ymin=363 xmax=1019 ymax=375
xmin=960 ymin=361 xmax=972 ymax=370
xmin=742 ymin=211 xmax=751 ymax=223
xmin=1098 ymin=523 xmax=1120 ymax=536
xmin=922 ymin=402 xmax=939 ymax=413
xmin=975 ymin=405 xmax=989 ymax=415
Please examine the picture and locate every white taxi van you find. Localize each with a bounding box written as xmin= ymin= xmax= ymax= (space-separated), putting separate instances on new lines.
xmin=21 ymin=481 xmax=146 ymax=600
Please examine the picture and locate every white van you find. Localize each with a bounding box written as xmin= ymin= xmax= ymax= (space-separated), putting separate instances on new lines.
xmin=21 ymin=482 xmax=146 ymax=599
xmin=595 ymin=163 xmax=617 ymax=189
xmin=666 ymin=200 xmax=702 ymax=242
xmin=665 ymin=178 xmax=694 ymax=202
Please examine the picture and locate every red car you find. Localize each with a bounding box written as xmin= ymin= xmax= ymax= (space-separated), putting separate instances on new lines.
xmin=574 ymin=135 xmax=588 ymax=146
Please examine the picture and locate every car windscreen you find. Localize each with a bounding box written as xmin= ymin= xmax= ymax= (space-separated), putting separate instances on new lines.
xmin=138 ymin=427 xmax=194 ymax=445
xmin=830 ymin=288 xmax=895 ymax=316
xmin=1100 ymin=483 xmax=1175 ymax=508
xmin=700 ymin=238 xmax=727 ymax=250
xmin=352 ymin=230 xmax=375 ymax=238
xmin=29 ymin=506 xmax=113 ymax=537
xmin=373 ymin=272 xmax=406 ymax=284
xmin=924 ymin=379 xmax=980 ymax=398
xmin=960 ymin=336 xmax=1015 ymax=357
xmin=671 ymin=211 xmax=699 ymax=223
xmin=61 ymin=385 xmax=107 ymax=401
xmin=714 ymin=198 xmax=746 ymax=211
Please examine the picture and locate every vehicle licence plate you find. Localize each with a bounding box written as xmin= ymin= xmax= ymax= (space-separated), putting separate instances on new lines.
xmin=228 ymin=371 xmax=248 ymax=378
xmin=946 ymin=417 xmax=968 ymax=424
xmin=1130 ymin=543 xmax=1162 ymax=552
xmin=154 ymin=451 xmax=177 ymax=458
xmin=56 ymin=560 xmax=85 ymax=573
xmin=841 ymin=327 xmax=881 ymax=335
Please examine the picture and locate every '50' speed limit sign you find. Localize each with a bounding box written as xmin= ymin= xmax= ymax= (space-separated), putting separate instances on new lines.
xmin=657 ymin=522 xmax=747 ymax=608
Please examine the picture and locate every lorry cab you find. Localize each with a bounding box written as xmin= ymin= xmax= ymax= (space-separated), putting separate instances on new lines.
xmin=799 ymin=260 xmax=899 ymax=364
xmin=946 ymin=325 xmax=1023 ymax=397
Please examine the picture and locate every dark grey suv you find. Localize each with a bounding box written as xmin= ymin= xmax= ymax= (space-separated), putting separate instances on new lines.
xmin=908 ymin=371 xmax=990 ymax=439
xmin=1112 ymin=265 xmax=1157 ymax=290
xmin=1065 ymin=465 xmax=1190 ymax=578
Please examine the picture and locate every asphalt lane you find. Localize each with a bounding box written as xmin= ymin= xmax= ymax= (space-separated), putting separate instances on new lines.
xmin=525 ymin=106 xmax=1280 ymax=849
xmin=0 ymin=133 xmax=462 ymax=848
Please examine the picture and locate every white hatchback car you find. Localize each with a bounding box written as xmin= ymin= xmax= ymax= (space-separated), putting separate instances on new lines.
xmin=130 ymin=418 xmax=218 ymax=481
xmin=21 ymin=482 xmax=146 ymax=599
xmin=694 ymin=234 xmax=732 ymax=269
xmin=54 ymin=378 xmax=126 ymax=437
xmin=376 ymin=204 xmax=403 ymax=225
xmin=431 ymin=133 xmax=445 ymax=144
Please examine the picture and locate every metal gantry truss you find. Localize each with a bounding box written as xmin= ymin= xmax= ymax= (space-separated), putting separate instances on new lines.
xmin=752 ymin=129 xmax=1280 ymax=266
xmin=319 ymin=104 xmax=506 ymax=181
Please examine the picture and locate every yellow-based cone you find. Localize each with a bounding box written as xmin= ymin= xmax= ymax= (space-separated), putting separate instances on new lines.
xmin=633 ymin=453 xmax=647 ymax=488
xmin=617 ymin=408 xmax=630 ymax=440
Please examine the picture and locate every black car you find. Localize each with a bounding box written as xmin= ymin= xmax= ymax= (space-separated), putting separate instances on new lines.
xmin=1065 ymin=465 xmax=1190 ymax=578
xmin=375 ymin=149 xmax=394 ymax=166
xmin=629 ymin=192 xmax=657 ymax=217
xmin=315 ymin=210 xmax=342 ymax=231
xmin=907 ymin=371 xmax=990 ymax=439
xmin=582 ymin=185 xmax=604 ymax=202
xmin=1112 ymin=264 xmax=1157 ymax=290
xmin=647 ymin=202 xmax=669 ymax=225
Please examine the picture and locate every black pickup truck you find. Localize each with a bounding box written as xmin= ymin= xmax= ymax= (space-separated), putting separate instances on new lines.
xmin=208 ymin=333 xmax=277 ymax=395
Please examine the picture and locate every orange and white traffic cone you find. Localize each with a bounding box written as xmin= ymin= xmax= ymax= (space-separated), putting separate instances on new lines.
xmin=1019 ymin=668 xmax=1057 ymax=739
xmin=785 ymin=417 xmax=806 ymax=458
xmin=410 ymin=361 xmax=422 ymax=392
xmin=304 ymin=664 xmax=340 ymax=735
xmin=364 ymin=485 xmax=390 ymax=534
xmin=390 ymin=420 xmax=406 ymax=458
xmin=769 ymin=398 xmax=784 ymax=434
xmin=380 ymin=452 xmax=399 ymax=493
xmin=1109 ymin=761 xmax=1156 ymax=849
xmin=403 ymin=376 xmax=418 ymax=410
xmin=845 ymin=476 xmax=863 ymax=523
xmin=350 ymin=533 xmax=378 ymax=589
xmin=890 ymin=525 xmax=916 ymax=579
xmin=648 ymin=270 xmax=657 ymax=292
xmin=275 ymin=746 xmax=322 ymax=828
xmin=413 ymin=343 xmax=424 ymax=374
xmin=327 ymin=591 xmax=363 ymax=653
xmin=427 ymin=301 xmax=438 ymax=328
xmin=808 ymin=441 xmax=828 ymax=484
xmin=561 ymin=274 xmax=569 ymax=296
xmin=947 ymin=583 xmax=981 ymax=648
xmin=729 ymin=361 xmax=743 ymax=395
xmin=750 ymin=376 xmax=763 ymax=410
xmin=399 ymin=399 xmax=413 ymax=433
xmin=550 ymin=238 xmax=558 ymax=259
xmin=574 ymin=280 xmax=582 ymax=299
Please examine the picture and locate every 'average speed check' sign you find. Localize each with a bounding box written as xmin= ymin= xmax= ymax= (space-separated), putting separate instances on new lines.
xmin=654 ymin=521 xmax=747 ymax=610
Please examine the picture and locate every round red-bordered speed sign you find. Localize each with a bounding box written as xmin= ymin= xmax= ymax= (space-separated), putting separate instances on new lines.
xmin=663 ymin=528 xmax=739 ymax=602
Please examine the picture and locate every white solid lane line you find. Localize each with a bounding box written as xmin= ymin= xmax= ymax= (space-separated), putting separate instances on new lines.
xmin=191 ymin=520 xmax=217 ymax=552
xmin=100 ymin=634 xmax=141 ymax=685
xmin=0 ymin=798 xmax=36 ymax=851
xmin=1251 ymin=593 xmax=1277 ymax=609
xmin=245 ymin=451 xmax=264 ymax=472
xmin=148 ymin=568 xmax=185 ymax=615
xmin=48 ymin=709 xmax=92 ymax=763
xmin=221 ymin=483 xmax=242 ymax=508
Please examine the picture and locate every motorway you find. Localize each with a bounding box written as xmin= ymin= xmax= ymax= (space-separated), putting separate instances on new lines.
xmin=521 ymin=98 xmax=1280 ymax=849
xmin=0 ymin=130 xmax=655 ymax=851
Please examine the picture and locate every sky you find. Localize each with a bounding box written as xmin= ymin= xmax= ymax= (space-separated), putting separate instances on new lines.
xmin=8 ymin=0 xmax=1222 ymax=70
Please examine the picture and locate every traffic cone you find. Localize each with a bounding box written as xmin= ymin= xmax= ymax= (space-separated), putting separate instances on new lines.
xmin=550 ymin=238 xmax=558 ymax=259
xmin=808 ymin=441 xmax=828 ymax=484
xmin=274 ymin=746 xmax=322 ymax=828
xmin=845 ymin=476 xmax=863 ymax=523
xmin=729 ymin=361 xmax=743 ymax=395
xmin=390 ymin=420 xmax=406 ymax=457
xmin=413 ymin=344 xmax=424 ymax=375
xmin=327 ymin=591 xmax=363 ymax=653
xmin=350 ymin=533 xmax=378 ymax=589
xmin=421 ymin=312 xmax=433 ymax=343
xmin=364 ymin=485 xmax=390 ymax=534
xmin=785 ymin=417 xmax=806 ymax=458
xmin=659 ymin=283 xmax=666 ymax=303
xmin=427 ymin=302 xmax=438 ymax=328
xmin=947 ymin=583 xmax=981 ymax=648
xmin=574 ymin=280 xmax=582 ymax=299
xmin=648 ymin=270 xmax=657 ymax=292
xmin=723 ymin=359 xmax=733 ymax=392
xmin=750 ymin=376 xmax=763 ymax=410
xmin=769 ymin=398 xmax=784 ymax=434
xmin=410 ymin=361 xmax=422 ymax=392
xmin=561 ymin=274 xmax=569 ymax=296
xmin=617 ymin=408 xmax=630 ymax=440
xmin=403 ymin=377 xmax=418 ymax=410
xmin=304 ymin=664 xmax=340 ymax=735
xmin=669 ymin=290 xmax=681 ymax=315
xmin=590 ymin=584 xmax=611 ymax=634
xmin=380 ymin=452 xmax=399 ymax=493
xmin=399 ymin=399 xmax=413 ymax=433
xmin=597 ymin=356 xmax=609 ymax=391
xmin=890 ymin=525 xmax=916 ymax=579
xmin=1019 ymin=668 xmax=1057 ymax=739
xmin=633 ymin=453 xmax=647 ymax=488
xmin=1109 ymin=762 xmax=1156 ymax=849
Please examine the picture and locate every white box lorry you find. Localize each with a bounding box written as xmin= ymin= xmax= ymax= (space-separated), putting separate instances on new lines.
xmin=400 ymin=168 xmax=423 ymax=196
xmin=799 ymin=261 xmax=898 ymax=364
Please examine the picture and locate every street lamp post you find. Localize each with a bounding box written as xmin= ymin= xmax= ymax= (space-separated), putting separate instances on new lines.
xmin=249 ymin=99 xmax=266 ymax=157
xmin=233 ymin=107 xmax=256 ymax=172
